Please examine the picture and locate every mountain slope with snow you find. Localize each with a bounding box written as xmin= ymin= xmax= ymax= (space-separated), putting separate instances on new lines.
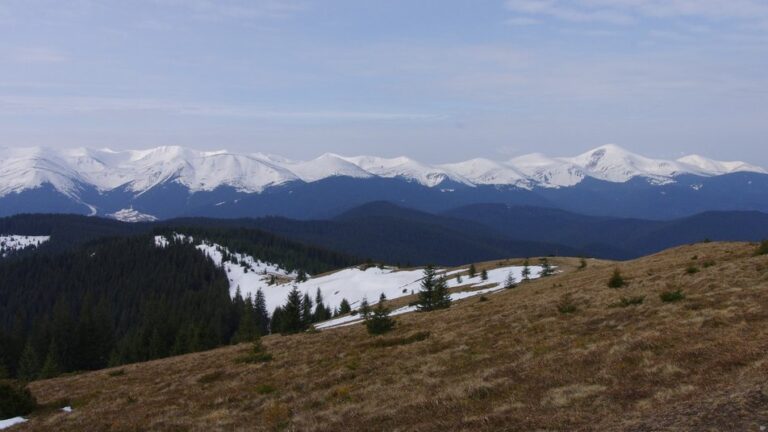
xmin=1 ymin=145 xmax=765 ymax=219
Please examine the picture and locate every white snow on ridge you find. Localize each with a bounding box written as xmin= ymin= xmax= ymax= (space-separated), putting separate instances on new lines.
xmin=316 ymin=264 xmax=546 ymax=330
xmin=108 ymin=208 xmax=158 ymax=223
xmin=0 ymin=417 xmax=27 ymax=430
xmin=154 ymin=234 xmax=547 ymax=326
xmin=0 ymin=235 xmax=50 ymax=257
xmin=0 ymin=144 xmax=764 ymax=199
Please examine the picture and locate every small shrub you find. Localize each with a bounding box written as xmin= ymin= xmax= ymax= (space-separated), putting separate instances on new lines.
xmin=578 ymin=257 xmax=587 ymax=269
xmin=612 ymin=296 xmax=645 ymax=307
xmin=255 ymin=384 xmax=277 ymax=395
xmin=607 ymin=269 xmax=626 ymax=288
xmin=690 ymin=255 xmax=698 ymax=260
xmin=755 ymin=240 xmax=768 ymax=256
xmin=478 ymin=295 xmax=489 ymax=302
xmin=368 ymin=331 xmax=430 ymax=348
xmin=0 ymin=381 xmax=38 ymax=419
xmin=365 ymin=302 xmax=395 ymax=335
xmin=685 ymin=265 xmax=700 ymax=274
xmin=557 ymin=293 xmax=577 ymax=314
xmin=660 ymin=289 xmax=685 ymax=303
xmin=107 ymin=369 xmax=125 ymax=377
xmin=702 ymin=260 xmax=716 ymax=268
xmin=236 ymin=340 xmax=273 ymax=364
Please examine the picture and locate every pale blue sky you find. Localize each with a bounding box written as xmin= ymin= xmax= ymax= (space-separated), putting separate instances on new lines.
xmin=1 ymin=0 xmax=767 ymax=164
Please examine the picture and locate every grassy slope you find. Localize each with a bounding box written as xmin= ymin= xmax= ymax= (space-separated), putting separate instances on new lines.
xmin=19 ymin=243 xmax=768 ymax=431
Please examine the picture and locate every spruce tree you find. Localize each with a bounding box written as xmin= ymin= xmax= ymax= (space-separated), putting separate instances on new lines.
xmin=468 ymin=263 xmax=477 ymax=278
xmin=270 ymin=307 xmax=283 ymax=334
xmin=540 ymin=258 xmax=554 ymax=277
xmin=280 ymin=287 xmax=304 ymax=334
xmin=365 ymin=302 xmax=395 ymax=335
xmin=522 ymin=259 xmax=531 ymax=281
xmin=359 ymin=297 xmax=371 ymax=319
xmin=338 ymin=299 xmax=352 ymax=315
xmin=313 ymin=288 xmax=330 ymax=322
xmin=608 ymin=269 xmax=626 ymax=288
xmin=417 ymin=265 xmax=451 ymax=312
xmin=504 ymin=272 xmax=517 ymax=289
xmin=296 ymin=269 xmax=308 ymax=283
xmin=301 ymin=292 xmax=314 ymax=326
xmin=233 ymin=296 xmax=259 ymax=343
xmin=480 ymin=269 xmax=488 ymax=281
xmin=254 ymin=289 xmax=270 ymax=336
xmin=17 ymin=342 xmax=41 ymax=381
xmin=432 ymin=276 xmax=451 ymax=310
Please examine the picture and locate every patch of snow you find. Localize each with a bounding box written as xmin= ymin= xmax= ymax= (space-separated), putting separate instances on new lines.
xmin=61 ymin=406 xmax=73 ymax=413
xmin=0 ymin=417 xmax=27 ymax=430
xmin=108 ymin=207 xmax=157 ymax=222
xmin=154 ymin=234 xmax=548 ymax=329
xmin=0 ymin=235 xmax=50 ymax=257
xmin=316 ymin=264 xmax=545 ymax=330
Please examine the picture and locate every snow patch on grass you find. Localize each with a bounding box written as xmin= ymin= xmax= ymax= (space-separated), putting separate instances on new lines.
xmin=0 ymin=417 xmax=27 ymax=430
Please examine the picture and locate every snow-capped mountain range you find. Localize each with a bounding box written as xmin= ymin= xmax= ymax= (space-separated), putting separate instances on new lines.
xmin=0 ymin=144 xmax=763 ymax=197
xmin=1 ymin=144 xmax=767 ymax=220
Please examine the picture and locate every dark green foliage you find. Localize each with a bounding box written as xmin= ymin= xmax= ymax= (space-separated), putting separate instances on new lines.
xmin=504 ymin=272 xmax=517 ymax=289
xmin=0 ymin=235 xmax=258 ymax=379
xmin=578 ymin=257 xmax=587 ymax=270
xmin=236 ymin=339 xmax=273 ymax=364
xmin=478 ymin=295 xmax=489 ymax=302
xmin=702 ymin=260 xmax=716 ymax=268
xmin=468 ymin=264 xmax=476 ymax=278
xmin=0 ymin=381 xmax=37 ymax=419
xmin=255 ymin=384 xmax=277 ymax=394
xmin=312 ymin=289 xmax=332 ymax=323
xmin=557 ymin=293 xmax=577 ymax=314
xmin=152 ymin=226 xmax=357 ymax=276
xmin=253 ymin=289 xmax=270 ymax=336
xmin=296 ymin=269 xmax=308 ymax=283
xmin=755 ymin=240 xmax=768 ymax=256
xmin=365 ymin=302 xmax=395 ymax=335
xmin=359 ymin=297 xmax=371 ymax=319
xmin=480 ymin=269 xmax=488 ymax=281
xmin=367 ymin=331 xmax=430 ymax=348
xmin=522 ymin=259 xmax=531 ymax=281
xmin=660 ymin=290 xmax=685 ymax=303
xmin=338 ymin=299 xmax=352 ymax=315
xmin=685 ymin=265 xmax=700 ymax=274
xmin=612 ymin=296 xmax=645 ymax=307
xmin=540 ymin=258 xmax=554 ymax=276
xmin=301 ymin=293 xmax=313 ymax=326
xmin=607 ymin=269 xmax=626 ymax=288
xmin=276 ymin=287 xmax=304 ymax=334
xmin=416 ymin=265 xmax=451 ymax=312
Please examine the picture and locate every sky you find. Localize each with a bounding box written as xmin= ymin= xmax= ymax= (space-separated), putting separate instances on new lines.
xmin=0 ymin=0 xmax=767 ymax=165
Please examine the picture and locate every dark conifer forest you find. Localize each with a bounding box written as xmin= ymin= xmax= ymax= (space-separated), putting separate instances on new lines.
xmin=0 ymin=221 xmax=359 ymax=381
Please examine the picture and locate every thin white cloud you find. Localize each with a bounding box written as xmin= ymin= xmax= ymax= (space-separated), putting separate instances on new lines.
xmin=0 ymin=94 xmax=434 ymax=121
xmin=7 ymin=47 xmax=69 ymax=64
xmin=505 ymin=0 xmax=768 ymax=25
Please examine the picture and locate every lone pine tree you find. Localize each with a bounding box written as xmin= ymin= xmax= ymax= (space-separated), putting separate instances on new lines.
xmin=417 ymin=265 xmax=451 ymax=312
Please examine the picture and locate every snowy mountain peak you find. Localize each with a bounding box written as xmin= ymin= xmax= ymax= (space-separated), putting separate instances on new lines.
xmin=0 ymin=145 xmax=764 ymax=205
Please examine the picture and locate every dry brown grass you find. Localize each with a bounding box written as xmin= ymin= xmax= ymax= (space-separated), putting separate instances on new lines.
xmin=18 ymin=242 xmax=768 ymax=431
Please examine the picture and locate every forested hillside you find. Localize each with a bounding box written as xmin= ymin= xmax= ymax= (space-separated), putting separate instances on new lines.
xmin=0 ymin=231 xmax=357 ymax=381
